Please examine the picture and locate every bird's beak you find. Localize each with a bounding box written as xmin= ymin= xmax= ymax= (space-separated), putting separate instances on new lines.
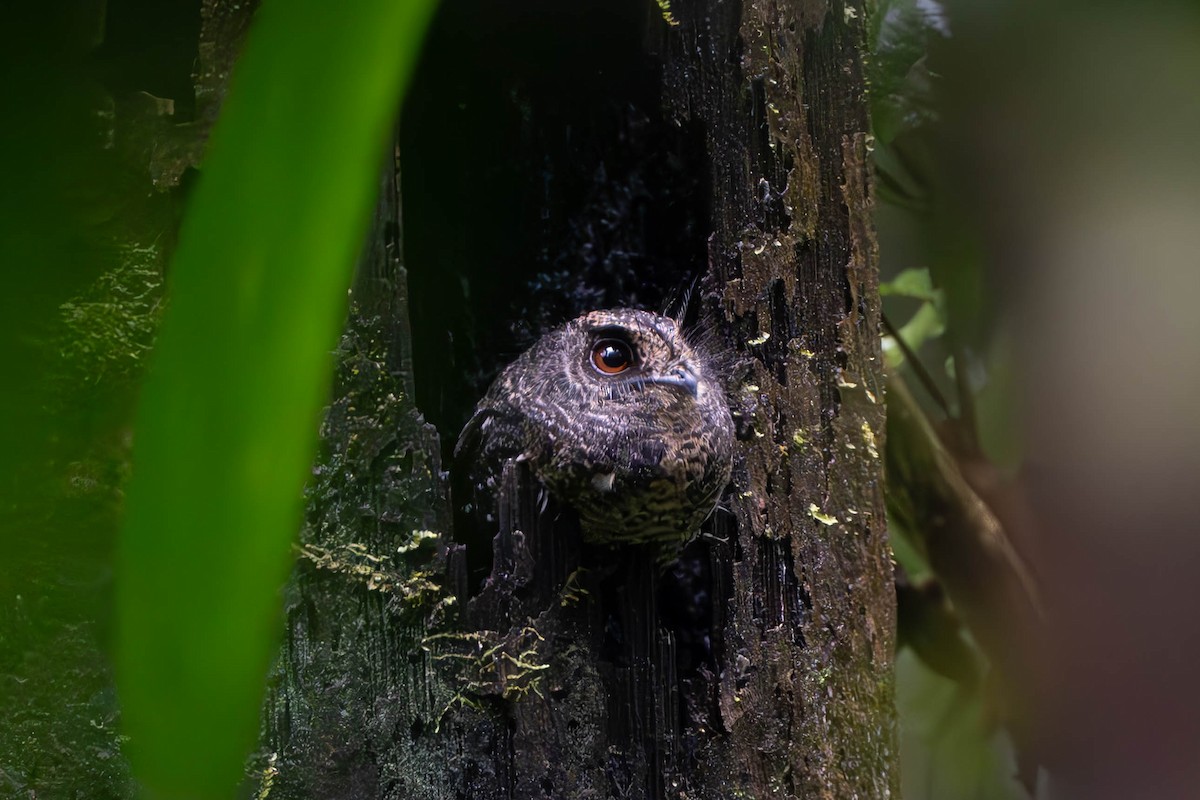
xmin=646 ymin=364 xmax=700 ymax=398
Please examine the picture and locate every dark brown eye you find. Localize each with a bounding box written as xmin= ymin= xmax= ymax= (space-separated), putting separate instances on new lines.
xmin=591 ymin=339 xmax=633 ymax=375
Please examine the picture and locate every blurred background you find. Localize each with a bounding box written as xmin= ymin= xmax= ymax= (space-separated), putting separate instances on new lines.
xmin=2 ymin=0 xmax=1199 ymax=798
xmin=0 ymin=2 xmax=187 ymax=796
xmin=876 ymin=2 xmax=1200 ymax=798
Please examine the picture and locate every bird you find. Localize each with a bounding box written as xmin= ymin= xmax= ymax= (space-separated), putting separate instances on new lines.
xmin=456 ymin=308 xmax=734 ymax=554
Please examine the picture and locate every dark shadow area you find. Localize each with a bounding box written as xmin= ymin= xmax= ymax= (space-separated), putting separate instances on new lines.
xmin=400 ymin=1 xmax=717 ymax=637
xmin=93 ymin=0 xmax=202 ymax=119
xmin=0 ymin=4 xmax=203 ymax=796
xmin=400 ymin=0 xmax=711 ymax=455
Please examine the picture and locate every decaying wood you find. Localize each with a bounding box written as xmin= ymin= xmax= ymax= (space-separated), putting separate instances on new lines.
xmin=264 ymin=1 xmax=896 ymax=797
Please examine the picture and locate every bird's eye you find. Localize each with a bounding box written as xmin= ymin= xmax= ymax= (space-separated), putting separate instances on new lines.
xmin=590 ymin=339 xmax=634 ymax=375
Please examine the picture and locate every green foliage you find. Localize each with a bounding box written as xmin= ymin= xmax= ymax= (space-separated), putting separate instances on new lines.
xmin=868 ymin=0 xmax=943 ymax=148
xmin=867 ymin=0 xmax=944 ymax=209
xmin=55 ymin=243 xmax=164 ymax=391
xmin=0 ymin=140 xmax=162 ymax=800
xmin=896 ymin=650 xmax=1023 ymax=800
xmin=880 ymin=266 xmax=937 ymax=302
xmin=114 ymin=2 xmax=438 ymax=798
xmin=881 ymin=267 xmax=945 ymax=366
xmin=870 ymin=3 xmax=1029 ymax=798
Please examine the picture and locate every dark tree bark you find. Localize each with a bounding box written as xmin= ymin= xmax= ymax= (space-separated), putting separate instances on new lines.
xmin=263 ymin=1 xmax=894 ymax=798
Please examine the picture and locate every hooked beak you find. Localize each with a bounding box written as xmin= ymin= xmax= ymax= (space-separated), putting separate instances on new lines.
xmin=643 ymin=364 xmax=700 ymax=398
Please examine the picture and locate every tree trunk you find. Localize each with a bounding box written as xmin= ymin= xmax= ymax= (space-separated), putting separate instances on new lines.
xmin=263 ymin=1 xmax=895 ymax=798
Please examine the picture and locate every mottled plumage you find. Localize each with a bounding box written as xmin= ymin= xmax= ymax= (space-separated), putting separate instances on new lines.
xmin=457 ymin=309 xmax=734 ymax=551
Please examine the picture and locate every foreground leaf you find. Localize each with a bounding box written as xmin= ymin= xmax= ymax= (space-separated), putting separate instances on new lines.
xmin=115 ymin=2 xmax=438 ymax=796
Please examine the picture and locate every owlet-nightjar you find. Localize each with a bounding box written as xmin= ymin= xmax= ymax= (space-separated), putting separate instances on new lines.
xmin=457 ymin=308 xmax=734 ymax=552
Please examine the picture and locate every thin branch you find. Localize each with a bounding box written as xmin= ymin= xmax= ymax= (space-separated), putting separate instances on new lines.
xmin=882 ymin=311 xmax=952 ymax=420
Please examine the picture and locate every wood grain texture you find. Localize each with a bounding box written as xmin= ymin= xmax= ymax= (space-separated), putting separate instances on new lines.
xmin=264 ymin=1 xmax=896 ymax=797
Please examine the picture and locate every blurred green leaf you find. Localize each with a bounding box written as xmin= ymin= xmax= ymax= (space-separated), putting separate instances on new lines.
xmin=888 ymin=512 xmax=932 ymax=580
xmin=114 ymin=1 xmax=438 ymax=797
xmin=869 ymin=0 xmax=944 ymax=146
xmin=899 ymin=302 xmax=945 ymax=348
xmin=880 ymin=266 xmax=938 ymax=301
xmin=881 ymin=268 xmax=945 ymax=369
xmin=896 ymin=649 xmax=1025 ymax=800
xmin=869 ymin=1 xmax=945 ymax=210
